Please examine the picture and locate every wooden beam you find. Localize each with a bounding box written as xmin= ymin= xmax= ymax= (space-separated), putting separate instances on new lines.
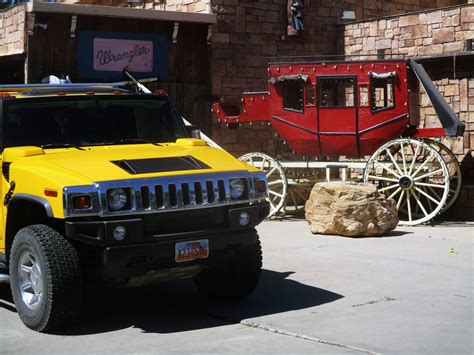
xmin=27 ymin=2 xmax=216 ymax=25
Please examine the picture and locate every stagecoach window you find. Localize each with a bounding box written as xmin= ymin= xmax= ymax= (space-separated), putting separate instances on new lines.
xmin=318 ymin=78 xmax=355 ymax=108
xmin=371 ymin=77 xmax=394 ymax=111
xmin=359 ymin=84 xmax=369 ymax=107
xmin=283 ymin=80 xmax=304 ymax=112
xmin=305 ymin=83 xmax=315 ymax=106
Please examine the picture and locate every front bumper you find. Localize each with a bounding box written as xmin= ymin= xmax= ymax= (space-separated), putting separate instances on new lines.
xmin=102 ymin=228 xmax=259 ymax=286
xmin=64 ymin=201 xmax=270 ymax=285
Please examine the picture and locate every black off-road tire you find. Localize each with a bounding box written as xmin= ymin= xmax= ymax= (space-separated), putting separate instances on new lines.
xmin=194 ymin=235 xmax=262 ymax=301
xmin=9 ymin=224 xmax=82 ymax=332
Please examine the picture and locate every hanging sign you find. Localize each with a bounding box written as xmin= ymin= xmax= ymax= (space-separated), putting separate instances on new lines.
xmin=79 ymin=31 xmax=168 ymax=80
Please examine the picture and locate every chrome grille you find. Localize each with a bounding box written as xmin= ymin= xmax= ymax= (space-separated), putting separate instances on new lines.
xmin=64 ymin=171 xmax=268 ymax=217
xmin=151 ymin=177 xmax=230 ymax=210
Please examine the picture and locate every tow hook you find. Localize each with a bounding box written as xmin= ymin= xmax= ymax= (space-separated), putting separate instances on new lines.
xmin=3 ymin=180 xmax=15 ymax=206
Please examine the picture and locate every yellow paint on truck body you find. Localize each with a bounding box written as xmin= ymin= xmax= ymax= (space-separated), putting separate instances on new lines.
xmin=0 ymin=140 xmax=258 ymax=253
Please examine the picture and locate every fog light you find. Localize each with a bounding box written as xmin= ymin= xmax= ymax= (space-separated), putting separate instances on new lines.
xmin=113 ymin=225 xmax=127 ymax=241
xmin=239 ymin=212 xmax=250 ymax=226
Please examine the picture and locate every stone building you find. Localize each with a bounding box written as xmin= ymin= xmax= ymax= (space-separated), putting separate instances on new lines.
xmin=344 ymin=4 xmax=474 ymax=219
xmin=1 ymin=0 xmax=473 ymax=218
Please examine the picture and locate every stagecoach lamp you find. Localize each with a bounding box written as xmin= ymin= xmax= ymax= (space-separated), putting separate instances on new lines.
xmin=229 ymin=178 xmax=245 ymax=199
xmin=239 ymin=212 xmax=250 ymax=227
xmin=107 ymin=188 xmax=128 ymax=211
xmin=113 ymin=225 xmax=127 ymax=241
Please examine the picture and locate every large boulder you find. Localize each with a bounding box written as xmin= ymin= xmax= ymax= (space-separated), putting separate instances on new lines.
xmin=305 ymin=182 xmax=398 ymax=237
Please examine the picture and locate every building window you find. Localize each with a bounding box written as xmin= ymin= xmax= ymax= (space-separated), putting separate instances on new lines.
xmin=359 ymin=84 xmax=369 ymax=107
xmin=371 ymin=78 xmax=394 ymax=112
xmin=318 ymin=77 xmax=355 ymax=108
xmin=305 ymin=82 xmax=315 ymax=106
xmin=283 ymin=80 xmax=304 ymax=112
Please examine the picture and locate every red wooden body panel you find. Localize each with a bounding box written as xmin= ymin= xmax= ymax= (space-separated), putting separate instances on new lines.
xmin=213 ymin=59 xmax=450 ymax=157
xmin=404 ymin=127 xmax=447 ymax=138
xmin=212 ymin=92 xmax=270 ymax=124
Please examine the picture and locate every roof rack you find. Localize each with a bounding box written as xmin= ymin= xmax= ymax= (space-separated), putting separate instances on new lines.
xmin=268 ymin=53 xmax=406 ymax=65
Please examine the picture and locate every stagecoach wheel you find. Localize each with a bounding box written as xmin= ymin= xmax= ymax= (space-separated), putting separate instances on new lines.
xmin=239 ymin=152 xmax=288 ymax=217
xmin=363 ymin=138 xmax=450 ymax=226
xmin=424 ymin=139 xmax=462 ymax=214
xmin=283 ymin=183 xmax=313 ymax=215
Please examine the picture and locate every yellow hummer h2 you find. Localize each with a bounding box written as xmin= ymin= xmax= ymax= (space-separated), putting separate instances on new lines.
xmin=0 ymin=82 xmax=269 ymax=332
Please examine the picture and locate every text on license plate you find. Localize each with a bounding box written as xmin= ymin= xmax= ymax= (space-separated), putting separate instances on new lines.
xmin=175 ymin=239 xmax=209 ymax=263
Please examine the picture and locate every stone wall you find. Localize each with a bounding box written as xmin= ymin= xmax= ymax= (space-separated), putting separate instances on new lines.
xmin=344 ymin=4 xmax=473 ymax=56
xmin=0 ymin=3 xmax=26 ymax=57
xmin=345 ymin=4 xmax=474 ymax=220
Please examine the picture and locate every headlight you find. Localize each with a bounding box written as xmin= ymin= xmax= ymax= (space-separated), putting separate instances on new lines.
xmin=229 ymin=178 xmax=245 ymax=199
xmin=107 ymin=188 xmax=129 ymax=211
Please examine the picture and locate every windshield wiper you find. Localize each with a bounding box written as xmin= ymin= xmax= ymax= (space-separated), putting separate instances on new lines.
xmin=40 ymin=143 xmax=85 ymax=151
xmin=114 ymin=138 xmax=162 ymax=146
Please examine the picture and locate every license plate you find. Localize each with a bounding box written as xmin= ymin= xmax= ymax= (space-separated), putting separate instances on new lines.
xmin=175 ymin=239 xmax=209 ymax=263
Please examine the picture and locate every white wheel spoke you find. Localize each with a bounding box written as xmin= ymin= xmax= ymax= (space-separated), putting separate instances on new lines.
xmin=388 ymin=187 xmax=402 ymax=200
xmin=414 ymin=187 xmax=441 ymax=205
xmin=414 ymin=168 xmax=445 ymax=181
xmin=400 ymin=142 xmax=407 ymax=174
xmin=379 ymin=183 xmax=399 ymax=192
xmin=269 ymin=190 xmax=284 ymax=198
xmin=268 ymin=180 xmax=284 ymax=186
xmin=415 ymin=181 xmax=446 ymax=189
xmin=266 ymin=166 xmax=278 ymax=178
xmin=413 ymin=191 xmax=428 ymax=217
xmin=427 ymin=186 xmax=442 ymax=202
xmin=406 ymin=190 xmax=412 ymax=222
xmin=397 ymin=190 xmax=405 ymax=209
xmin=368 ymin=175 xmax=398 ymax=183
xmin=385 ymin=149 xmax=404 ymax=176
xmin=412 ymin=152 xmax=434 ymax=178
xmin=408 ymin=144 xmax=421 ymax=175
xmin=375 ymin=161 xmax=400 ymax=178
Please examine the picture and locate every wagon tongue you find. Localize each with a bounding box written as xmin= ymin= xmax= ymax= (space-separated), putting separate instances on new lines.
xmin=408 ymin=59 xmax=465 ymax=136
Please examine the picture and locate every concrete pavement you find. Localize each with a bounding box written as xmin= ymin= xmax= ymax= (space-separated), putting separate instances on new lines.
xmin=1 ymin=221 xmax=472 ymax=354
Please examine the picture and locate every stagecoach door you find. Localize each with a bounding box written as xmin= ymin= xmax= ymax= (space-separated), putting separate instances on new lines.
xmin=317 ymin=76 xmax=358 ymax=156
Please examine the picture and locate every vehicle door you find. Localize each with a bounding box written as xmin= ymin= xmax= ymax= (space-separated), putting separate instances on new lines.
xmin=317 ymin=75 xmax=358 ymax=156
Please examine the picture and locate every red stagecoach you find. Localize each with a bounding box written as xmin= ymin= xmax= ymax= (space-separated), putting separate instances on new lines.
xmin=213 ymin=55 xmax=465 ymax=225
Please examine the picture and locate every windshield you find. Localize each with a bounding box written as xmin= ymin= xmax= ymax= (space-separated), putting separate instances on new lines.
xmin=3 ymin=96 xmax=187 ymax=149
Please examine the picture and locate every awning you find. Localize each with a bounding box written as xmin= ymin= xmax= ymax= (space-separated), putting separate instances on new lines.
xmin=26 ymin=2 xmax=217 ymax=25
xmin=368 ymin=71 xmax=396 ymax=79
xmin=269 ymin=74 xmax=309 ymax=84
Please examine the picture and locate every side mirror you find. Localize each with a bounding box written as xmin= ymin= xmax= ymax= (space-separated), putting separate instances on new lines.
xmin=186 ymin=125 xmax=201 ymax=139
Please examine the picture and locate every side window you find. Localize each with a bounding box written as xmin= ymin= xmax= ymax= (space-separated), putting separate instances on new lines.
xmin=305 ymin=82 xmax=315 ymax=106
xmin=283 ymin=80 xmax=304 ymax=112
xmin=318 ymin=78 xmax=355 ymax=108
xmin=371 ymin=78 xmax=394 ymax=112
xmin=359 ymin=84 xmax=369 ymax=107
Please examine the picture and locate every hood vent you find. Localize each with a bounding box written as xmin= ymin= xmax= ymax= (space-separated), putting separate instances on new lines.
xmin=2 ymin=162 xmax=11 ymax=182
xmin=111 ymin=156 xmax=211 ymax=175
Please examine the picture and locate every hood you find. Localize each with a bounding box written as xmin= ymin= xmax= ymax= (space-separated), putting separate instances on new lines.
xmin=21 ymin=143 xmax=253 ymax=183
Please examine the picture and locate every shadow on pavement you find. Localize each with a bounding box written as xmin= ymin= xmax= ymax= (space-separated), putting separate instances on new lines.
xmin=0 ymin=269 xmax=343 ymax=335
